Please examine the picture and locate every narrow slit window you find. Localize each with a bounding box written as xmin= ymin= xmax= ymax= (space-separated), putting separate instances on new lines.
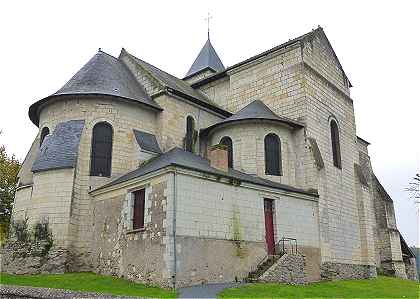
xmin=220 ymin=136 xmax=233 ymax=168
xmin=40 ymin=127 xmax=50 ymax=147
xmin=330 ymin=119 xmax=341 ymax=169
xmin=264 ymin=133 xmax=282 ymax=176
xmin=185 ymin=116 xmax=195 ymax=153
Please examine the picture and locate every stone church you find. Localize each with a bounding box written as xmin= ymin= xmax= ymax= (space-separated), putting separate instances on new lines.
xmin=5 ymin=27 xmax=418 ymax=287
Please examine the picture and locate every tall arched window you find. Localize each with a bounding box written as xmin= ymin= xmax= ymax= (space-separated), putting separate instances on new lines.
xmin=40 ymin=127 xmax=50 ymax=147
xmin=90 ymin=122 xmax=113 ymax=177
xmin=330 ymin=119 xmax=341 ymax=168
xmin=185 ymin=116 xmax=195 ymax=153
xmin=264 ymin=133 xmax=282 ymax=176
xmin=220 ymin=136 xmax=233 ymax=168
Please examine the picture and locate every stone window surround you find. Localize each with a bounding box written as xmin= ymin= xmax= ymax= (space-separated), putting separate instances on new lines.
xmin=125 ymin=184 xmax=151 ymax=234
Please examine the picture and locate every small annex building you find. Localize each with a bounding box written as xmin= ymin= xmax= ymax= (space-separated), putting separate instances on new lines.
xmin=4 ymin=27 xmax=418 ymax=287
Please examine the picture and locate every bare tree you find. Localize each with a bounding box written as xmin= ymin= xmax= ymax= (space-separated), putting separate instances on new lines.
xmin=406 ymin=173 xmax=420 ymax=203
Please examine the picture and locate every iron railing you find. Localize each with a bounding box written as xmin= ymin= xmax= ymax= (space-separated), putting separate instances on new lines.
xmin=276 ymin=237 xmax=298 ymax=255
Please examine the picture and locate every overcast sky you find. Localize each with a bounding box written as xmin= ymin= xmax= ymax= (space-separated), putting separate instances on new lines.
xmin=1 ymin=1 xmax=419 ymax=246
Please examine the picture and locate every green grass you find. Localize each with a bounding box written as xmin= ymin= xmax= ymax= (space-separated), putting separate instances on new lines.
xmin=0 ymin=272 xmax=176 ymax=298
xmin=218 ymin=276 xmax=420 ymax=298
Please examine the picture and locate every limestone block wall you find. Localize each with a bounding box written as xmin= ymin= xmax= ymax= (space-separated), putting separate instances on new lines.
xmin=91 ymin=173 xmax=173 ymax=288
xmin=13 ymin=168 xmax=76 ymax=247
xmin=154 ymin=94 xmax=223 ymax=152
xmin=174 ymin=170 xmax=320 ymax=285
xmin=208 ymin=122 xmax=301 ymax=187
xmin=199 ymin=45 xmax=306 ymax=120
xmin=36 ymin=96 xmax=159 ymax=263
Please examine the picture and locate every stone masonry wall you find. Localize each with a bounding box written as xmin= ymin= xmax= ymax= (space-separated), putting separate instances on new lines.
xmin=209 ymin=122 xmax=301 ymax=187
xmin=12 ymin=169 xmax=75 ymax=247
xmin=92 ymin=175 xmax=172 ymax=288
xmin=154 ymin=94 xmax=223 ymax=153
xmin=260 ymin=254 xmax=306 ymax=285
xmin=197 ymin=30 xmax=374 ymax=271
xmin=174 ymin=171 xmax=320 ymax=285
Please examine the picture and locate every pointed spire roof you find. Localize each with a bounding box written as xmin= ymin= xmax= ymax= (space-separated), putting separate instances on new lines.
xmin=185 ymin=39 xmax=225 ymax=78
xmin=201 ymin=100 xmax=304 ymax=135
xmin=29 ymin=50 xmax=162 ymax=126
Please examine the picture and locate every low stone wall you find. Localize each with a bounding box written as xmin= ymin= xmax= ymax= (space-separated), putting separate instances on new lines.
xmin=1 ymin=241 xmax=69 ymax=275
xmin=0 ymin=285 xmax=146 ymax=299
xmin=320 ymin=262 xmax=377 ymax=280
xmin=259 ymin=253 xmax=306 ymax=285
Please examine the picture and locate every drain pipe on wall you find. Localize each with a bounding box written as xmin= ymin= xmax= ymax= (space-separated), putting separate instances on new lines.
xmin=172 ymin=169 xmax=178 ymax=289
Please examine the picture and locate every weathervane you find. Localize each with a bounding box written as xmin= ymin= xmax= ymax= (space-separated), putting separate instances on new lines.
xmin=205 ymin=12 xmax=213 ymax=39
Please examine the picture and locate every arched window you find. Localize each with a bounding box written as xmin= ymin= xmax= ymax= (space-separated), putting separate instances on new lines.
xmin=185 ymin=116 xmax=195 ymax=153
xmin=220 ymin=136 xmax=233 ymax=168
xmin=90 ymin=122 xmax=113 ymax=177
xmin=40 ymin=127 xmax=50 ymax=147
xmin=330 ymin=119 xmax=341 ymax=168
xmin=264 ymin=133 xmax=282 ymax=176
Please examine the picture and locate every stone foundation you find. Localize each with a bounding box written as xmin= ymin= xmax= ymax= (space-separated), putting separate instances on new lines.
xmin=1 ymin=241 xmax=70 ymax=275
xmin=404 ymin=258 xmax=419 ymax=281
xmin=260 ymin=254 xmax=307 ymax=285
xmin=321 ymin=262 xmax=377 ymax=280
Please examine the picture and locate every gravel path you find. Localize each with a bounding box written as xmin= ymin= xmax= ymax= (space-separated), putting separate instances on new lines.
xmin=0 ymin=285 xmax=147 ymax=299
xmin=178 ymin=283 xmax=242 ymax=299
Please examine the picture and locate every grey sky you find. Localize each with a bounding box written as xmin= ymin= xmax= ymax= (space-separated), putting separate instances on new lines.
xmin=1 ymin=0 xmax=418 ymax=246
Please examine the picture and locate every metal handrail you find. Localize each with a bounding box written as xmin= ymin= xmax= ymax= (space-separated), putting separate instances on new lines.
xmin=276 ymin=237 xmax=298 ymax=255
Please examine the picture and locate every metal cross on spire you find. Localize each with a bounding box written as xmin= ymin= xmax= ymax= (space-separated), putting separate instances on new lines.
xmin=205 ymin=12 xmax=213 ymax=40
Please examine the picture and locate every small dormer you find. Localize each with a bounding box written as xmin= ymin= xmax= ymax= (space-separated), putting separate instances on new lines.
xmin=184 ymin=38 xmax=225 ymax=84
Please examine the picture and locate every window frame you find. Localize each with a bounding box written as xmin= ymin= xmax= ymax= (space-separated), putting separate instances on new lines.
xmin=132 ymin=188 xmax=146 ymax=230
xmin=264 ymin=133 xmax=282 ymax=176
xmin=185 ymin=115 xmax=196 ymax=153
xmin=330 ymin=119 xmax=342 ymax=169
xmin=220 ymin=136 xmax=233 ymax=168
xmin=90 ymin=121 xmax=113 ymax=177
xmin=40 ymin=127 xmax=50 ymax=147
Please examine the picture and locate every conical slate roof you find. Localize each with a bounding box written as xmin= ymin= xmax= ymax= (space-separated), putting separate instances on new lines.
xmin=29 ymin=50 xmax=162 ymax=126
xmin=201 ymin=100 xmax=304 ymax=135
xmin=185 ymin=39 xmax=225 ymax=78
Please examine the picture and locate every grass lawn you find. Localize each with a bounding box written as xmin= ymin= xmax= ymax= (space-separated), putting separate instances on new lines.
xmin=218 ymin=276 xmax=420 ymax=298
xmin=0 ymin=272 xmax=176 ymax=298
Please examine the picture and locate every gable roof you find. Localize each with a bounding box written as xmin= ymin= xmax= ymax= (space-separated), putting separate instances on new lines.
xmin=121 ymin=49 xmax=231 ymax=117
xmin=201 ymin=100 xmax=304 ymax=136
xmin=192 ymin=27 xmax=352 ymax=89
xmin=29 ymin=50 xmax=162 ymax=126
xmin=94 ymin=147 xmax=317 ymax=197
xmin=185 ymin=38 xmax=225 ymax=79
xmin=32 ymin=120 xmax=85 ymax=173
xmin=133 ymin=129 xmax=162 ymax=154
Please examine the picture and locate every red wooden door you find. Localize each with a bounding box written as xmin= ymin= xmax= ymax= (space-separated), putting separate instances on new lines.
xmin=264 ymin=199 xmax=275 ymax=255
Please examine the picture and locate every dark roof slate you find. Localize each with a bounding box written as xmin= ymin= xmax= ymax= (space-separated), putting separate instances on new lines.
xmin=201 ymin=100 xmax=304 ymax=135
xmin=95 ymin=147 xmax=317 ymax=197
xmin=123 ymin=50 xmax=231 ymax=117
xmin=185 ymin=39 xmax=225 ymax=78
xmin=133 ymin=130 xmax=162 ymax=154
xmin=32 ymin=120 xmax=85 ymax=173
xmin=29 ymin=51 xmax=162 ymax=126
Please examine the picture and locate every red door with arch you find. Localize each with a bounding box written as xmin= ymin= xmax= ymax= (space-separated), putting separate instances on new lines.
xmin=264 ymin=199 xmax=275 ymax=255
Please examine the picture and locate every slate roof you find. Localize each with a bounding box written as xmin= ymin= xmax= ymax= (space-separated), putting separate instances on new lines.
xmin=201 ymin=100 xmax=304 ymax=136
xmin=94 ymin=147 xmax=317 ymax=197
xmin=122 ymin=49 xmax=231 ymax=117
xmin=29 ymin=50 xmax=162 ymax=126
xmin=185 ymin=38 xmax=225 ymax=78
xmin=32 ymin=120 xmax=85 ymax=173
xmin=133 ymin=129 xmax=162 ymax=154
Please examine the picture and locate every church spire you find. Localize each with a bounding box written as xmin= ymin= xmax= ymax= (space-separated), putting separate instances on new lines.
xmin=185 ymin=37 xmax=225 ymax=78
